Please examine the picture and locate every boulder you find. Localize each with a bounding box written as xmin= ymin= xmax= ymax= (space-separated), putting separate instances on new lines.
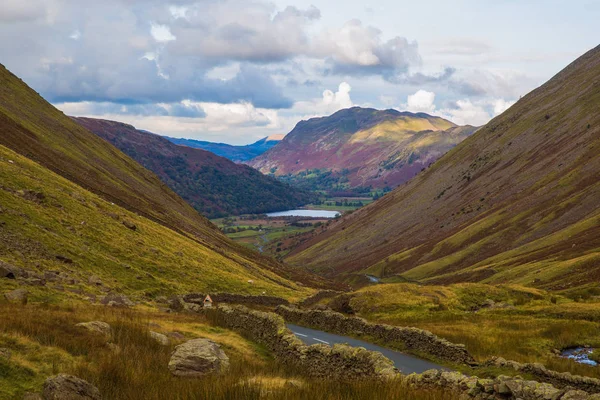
xmin=4 ymin=288 xmax=28 ymax=303
xmin=100 ymin=293 xmax=134 ymax=307
xmin=150 ymin=331 xmax=169 ymax=346
xmin=0 ymin=261 xmax=18 ymax=279
xmin=168 ymin=338 xmax=229 ymax=377
xmin=42 ymin=374 xmax=101 ymax=400
xmin=122 ymin=220 xmax=137 ymax=231
xmin=88 ymin=275 xmax=103 ymax=286
xmin=75 ymin=321 xmax=112 ymax=336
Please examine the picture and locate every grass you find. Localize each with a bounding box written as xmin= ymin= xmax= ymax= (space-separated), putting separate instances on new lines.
xmin=341 ymin=283 xmax=600 ymax=379
xmin=0 ymin=144 xmax=311 ymax=303
xmin=0 ymin=301 xmax=457 ymax=400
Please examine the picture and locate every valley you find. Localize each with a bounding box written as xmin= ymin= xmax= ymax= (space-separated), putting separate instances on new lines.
xmin=0 ymin=4 xmax=599 ymax=399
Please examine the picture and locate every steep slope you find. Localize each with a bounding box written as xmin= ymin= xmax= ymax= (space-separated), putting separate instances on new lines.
xmin=289 ymin=46 xmax=600 ymax=291
xmin=249 ymin=107 xmax=476 ymax=193
xmin=0 ymin=143 xmax=310 ymax=301
xmin=73 ymin=118 xmax=310 ymax=218
xmin=168 ymin=134 xmax=284 ymax=162
xmin=0 ymin=63 xmax=325 ymax=291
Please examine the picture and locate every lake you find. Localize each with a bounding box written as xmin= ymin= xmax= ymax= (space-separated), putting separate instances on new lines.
xmin=266 ymin=209 xmax=340 ymax=218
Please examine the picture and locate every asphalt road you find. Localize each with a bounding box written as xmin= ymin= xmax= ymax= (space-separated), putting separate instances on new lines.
xmin=287 ymin=323 xmax=448 ymax=374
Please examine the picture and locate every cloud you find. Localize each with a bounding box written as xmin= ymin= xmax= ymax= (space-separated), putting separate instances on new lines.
xmin=0 ymin=0 xmax=49 ymax=22
xmin=317 ymin=20 xmax=421 ymax=78
xmin=405 ymin=90 xmax=436 ymax=113
xmin=292 ymin=82 xmax=354 ymax=116
xmin=150 ymin=24 xmax=176 ymax=43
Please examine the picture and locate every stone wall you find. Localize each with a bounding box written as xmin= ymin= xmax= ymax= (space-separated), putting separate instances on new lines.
xmin=297 ymin=290 xmax=343 ymax=308
xmin=407 ymin=369 xmax=599 ymax=400
xmin=487 ymin=357 xmax=600 ymax=394
xmin=208 ymin=304 xmax=396 ymax=379
xmin=275 ymin=305 xmax=475 ymax=365
xmin=183 ymin=293 xmax=289 ymax=307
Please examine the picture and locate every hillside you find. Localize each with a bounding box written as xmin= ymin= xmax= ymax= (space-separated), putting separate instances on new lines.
xmin=0 ymin=143 xmax=310 ymax=301
xmin=167 ymin=135 xmax=284 ymax=162
xmin=288 ymin=45 xmax=600 ymax=291
xmin=73 ymin=118 xmax=310 ymax=218
xmin=249 ymin=107 xmax=476 ymax=193
xmin=0 ymin=63 xmax=326 ymax=295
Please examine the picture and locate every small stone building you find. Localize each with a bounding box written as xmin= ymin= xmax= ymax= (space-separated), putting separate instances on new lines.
xmin=203 ymin=295 xmax=213 ymax=308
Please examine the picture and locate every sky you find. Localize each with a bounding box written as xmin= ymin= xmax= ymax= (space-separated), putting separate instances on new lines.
xmin=1 ymin=0 xmax=597 ymax=145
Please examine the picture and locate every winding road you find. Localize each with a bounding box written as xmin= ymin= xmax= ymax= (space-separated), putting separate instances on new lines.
xmin=287 ymin=323 xmax=448 ymax=374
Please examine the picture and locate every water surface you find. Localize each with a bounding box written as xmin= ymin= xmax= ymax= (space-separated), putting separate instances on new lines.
xmin=266 ymin=209 xmax=340 ymax=218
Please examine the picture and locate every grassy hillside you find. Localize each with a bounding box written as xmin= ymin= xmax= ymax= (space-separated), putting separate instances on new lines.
xmin=249 ymin=107 xmax=476 ymax=193
xmin=0 ymin=143 xmax=310 ymax=301
xmin=74 ymin=118 xmax=311 ymax=218
xmin=0 ymin=63 xmax=330 ymax=290
xmin=288 ymin=45 xmax=600 ymax=291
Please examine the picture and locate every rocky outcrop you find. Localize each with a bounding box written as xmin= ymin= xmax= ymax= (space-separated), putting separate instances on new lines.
xmin=407 ymin=369 xmax=600 ymax=400
xmin=168 ymin=339 xmax=229 ymax=377
xmin=208 ymin=305 xmax=396 ymax=379
xmin=486 ymin=357 xmax=600 ymax=394
xmin=0 ymin=261 xmax=19 ymax=279
xmin=42 ymin=374 xmax=101 ymax=400
xmin=75 ymin=321 xmax=112 ymax=337
xmin=276 ymin=306 xmax=475 ymax=365
xmin=183 ymin=293 xmax=289 ymax=307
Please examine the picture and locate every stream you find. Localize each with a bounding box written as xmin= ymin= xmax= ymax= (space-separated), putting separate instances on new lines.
xmin=561 ymin=347 xmax=598 ymax=366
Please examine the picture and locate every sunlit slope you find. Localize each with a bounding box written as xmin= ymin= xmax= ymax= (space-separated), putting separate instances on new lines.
xmin=249 ymin=107 xmax=476 ymax=191
xmin=289 ymin=45 xmax=600 ymax=290
xmin=0 ymin=63 xmax=312 ymax=285
xmin=0 ymin=144 xmax=310 ymax=301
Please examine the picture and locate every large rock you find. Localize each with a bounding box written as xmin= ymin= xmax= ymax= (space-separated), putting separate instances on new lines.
xmin=168 ymin=339 xmax=229 ymax=377
xmin=100 ymin=293 xmax=134 ymax=307
xmin=42 ymin=374 xmax=101 ymax=400
xmin=75 ymin=321 xmax=112 ymax=336
xmin=0 ymin=261 xmax=18 ymax=279
xmin=4 ymin=288 xmax=28 ymax=303
xmin=150 ymin=331 xmax=169 ymax=346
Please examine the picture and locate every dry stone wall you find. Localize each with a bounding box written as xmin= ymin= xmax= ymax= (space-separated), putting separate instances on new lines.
xmin=275 ymin=305 xmax=475 ymax=365
xmin=407 ymin=369 xmax=600 ymax=400
xmin=183 ymin=293 xmax=289 ymax=307
xmin=208 ymin=304 xmax=396 ymax=379
xmin=487 ymin=357 xmax=600 ymax=394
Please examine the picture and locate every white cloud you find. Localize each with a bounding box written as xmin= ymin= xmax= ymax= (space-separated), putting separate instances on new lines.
xmin=150 ymin=24 xmax=176 ymax=43
xmin=292 ymin=82 xmax=354 ymax=116
xmin=405 ymin=90 xmax=436 ymax=113
xmin=493 ymin=98 xmax=516 ymax=115
xmin=69 ymin=30 xmax=81 ymax=40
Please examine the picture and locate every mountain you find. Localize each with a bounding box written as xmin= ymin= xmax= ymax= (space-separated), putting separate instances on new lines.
xmin=73 ymin=118 xmax=311 ymax=218
xmin=0 ymin=63 xmax=323 ymax=299
xmin=288 ymin=46 xmax=600 ymax=291
xmin=167 ymin=134 xmax=284 ymax=162
xmin=249 ymin=107 xmax=477 ymax=194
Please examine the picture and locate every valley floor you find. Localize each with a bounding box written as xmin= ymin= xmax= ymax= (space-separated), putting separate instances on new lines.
xmin=327 ymin=283 xmax=600 ymax=379
xmin=0 ymin=301 xmax=455 ymax=400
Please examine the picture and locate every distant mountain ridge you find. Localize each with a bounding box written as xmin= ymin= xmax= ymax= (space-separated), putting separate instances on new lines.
xmin=167 ymin=135 xmax=284 ymax=162
xmin=74 ymin=117 xmax=311 ymax=218
xmin=249 ymin=107 xmax=477 ymax=194
xmin=288 ymin=45 xmax=600 ymax=291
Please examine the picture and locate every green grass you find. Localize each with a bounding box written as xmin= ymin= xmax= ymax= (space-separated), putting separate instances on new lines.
xmin=0 ymin=144 xmax=311 ymax=303
xmin=340 ymin=283 xmax=600 ymax=378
